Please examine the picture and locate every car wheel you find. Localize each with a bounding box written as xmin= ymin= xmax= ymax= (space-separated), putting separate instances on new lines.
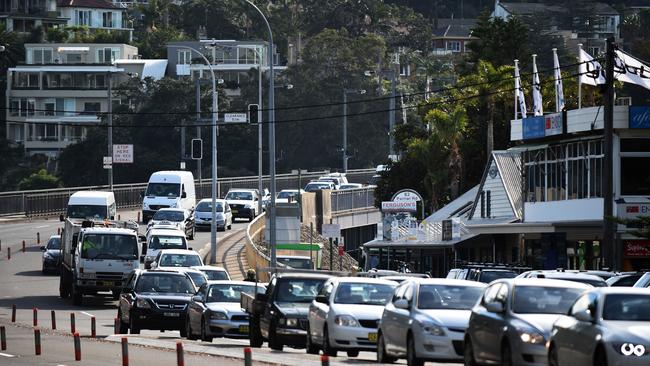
xmin=464 ymin=336 xmax=478 ymax=366
xmin=501 ymin=340 xmax=513 ymax=366
xmin=249 ymin=317 xmax=263 ymax=348
xmin=594 ymin=345 xmax=608 ymax=366
xmin=117 ymin=310 xmax=128 ymax=334
xmin=268 ymin=322 xmax=283 ymax=351
xmin=548 ymin=344 xmax=559 ymax=366
xmin=186 ymin=317 xmax=198 ymax=340
xmin=322 ymin=326 xmax=337 ymax=357
xmin=407 ymin=334 xmax=424 ymax=366
xmin=129 ymin=314 xmax=140 ymax=334
xmin=200 ymin=317 xmax=212 ymax=342
xmin=59 ymin=274 xmax=70 ymax=299
xmin=377 ymin=332 xmax=395 ymax=363
xmin=347 ymin=350 xmax=359 ymax=357
xmin=305 ymin=325 xmax=319 ymax=354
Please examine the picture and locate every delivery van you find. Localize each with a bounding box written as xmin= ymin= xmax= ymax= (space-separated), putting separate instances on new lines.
xmin=141 ymin=171 xmax=196 ymax=223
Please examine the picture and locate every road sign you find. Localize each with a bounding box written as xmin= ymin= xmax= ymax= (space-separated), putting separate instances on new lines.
xmin=103 ymin=164 xmax=112 ymax=169
xmin=224 ymin=113 xmax=247 ymax=123
xmin=103 ymin=156 xmax=112 ymax=165
xmin=322 ymin=224 xmax=341 ymax=239
xmin=112 ymin=144 xmax=133 ymax=163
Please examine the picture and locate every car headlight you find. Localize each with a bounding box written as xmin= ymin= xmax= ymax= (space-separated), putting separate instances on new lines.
xmin=278 ymin=317 xmax=299 ymax=327
xmin=210 ymin=312 xmax=228 ymax=320
xmin=615 ymin=343 xmax=649 ymax=357
xmin=136 ymin=298 xmax=151 ymax=309
xmin=334 ymin=315 xmax=359 ymax=327
xmin=519 ymin=331 xmax=545 ymax=344
xmin=420 ymin=322 xmax=446 ymax=336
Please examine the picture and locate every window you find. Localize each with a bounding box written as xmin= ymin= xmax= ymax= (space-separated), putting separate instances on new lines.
xmin=178 ymin=50 xmax=192 ymax=65
xmin=102 ymin=12 xmax=113 ymax=28
xmin=65 ymin=53 xmax=82 ymax=63
xmin=13 ymin=72 xmax=39 ymax=88
xmin=589 ymin=47 xmax=601 ymax=57
xmin=30 ymin=123 xmax=58 ymax=141
xmin=43 ymin=100 xmax=56 ymax=116
xmin=620 ymin=138 xmax=650 ymax=196
xmin=31 ymin=48 xmax=53 ymax=64
xmin=83 ymin=102 xmax=101 ymax=114
xmin=399 ymin=63 xmax=410 ymax=76
xmin=447 ymin=40 xmax=461 ymax=52
xmin=97 ymin=48 xmax=119 ymax=63
xmin=76 ymin=10 xmax=91 ymax=26
xmin=9 ymin=98 xmax=35 ymax=117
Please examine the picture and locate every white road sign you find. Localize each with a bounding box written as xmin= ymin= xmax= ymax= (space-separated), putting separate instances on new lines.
xmin=112 ymin=144 xmax=133 ymax=163
xmin=322 ymin=224 xmax=341 ymax=239
xmin=103 ymin=156 xmax=112 ymax=164
xmin=224 ymin=113 xmax=247 ymax=123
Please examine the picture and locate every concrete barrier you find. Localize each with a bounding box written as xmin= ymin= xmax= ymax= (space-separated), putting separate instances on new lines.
xmin=245 ymin=212 xmax=270 ymax=282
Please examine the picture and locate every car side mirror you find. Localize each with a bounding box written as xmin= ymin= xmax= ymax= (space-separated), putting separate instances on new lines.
xmin=40 ymin=246 xmax=46 ymax=251
xmin=315 ymin=294 xmax=329 ymax=304
xmin=394 ymin=299 xmax=410 ymax=310
xmin=188 ymin=247 xmax=193 ymax=251
xmin=573 ymin=309 xmax=595 ymax=323
xmin=255 ymin=293 xmax=268 ymax=302
xmin=485 ymin=301 xmax=505 ymax=313
xmin=181 ymin=191 xmax=187 ymax=198
xmin=59 ymin=214 xmax=64 ymax=222
xmin=151 ymin=261 xmax=157 ymax=268
xmin=192 ymin=295 xmax=203 ymax=302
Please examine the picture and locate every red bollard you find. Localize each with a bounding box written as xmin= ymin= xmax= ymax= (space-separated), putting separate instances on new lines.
xmin=33 ymin=307 xmax=38 ymax=327
xmin=34 ymin=328 xmax=41 ymax=355
xmin=244 ymin=347 xmax=252 ymax=366
xmin=22 ymin=240 xmax=25 ymax=253
xmin=51 ymin=310 xmax=56 ymax=330
xmin=121 ymin=337 xmax=129 ymax=366
xmin=73 ymin=332 xmax=81 ymax=361
xmin=6 ymin=247 xmax=9 ymax=260
xmin=176 ymin=341 xmax=184 ymax=366
xmin=70 ymin=313 xmax=76 ymax=334
xmin=1 ymin=326 xmax=6 ymax=350
xmin=321 ymin=354 xmax=330 ymax=366
xmin=91 ymin=316 xmax=96 ymax=338
xmin=37 ymin=232 xmax=40 ymax=244
xmin=11 ymin=304 xmax=16 ymax=322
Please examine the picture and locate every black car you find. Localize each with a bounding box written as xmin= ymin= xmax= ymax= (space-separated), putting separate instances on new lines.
xmin=41 ymin=235 xmax=62 ymax=273
xmin=117 ymin=269 xmax=195 ymax=336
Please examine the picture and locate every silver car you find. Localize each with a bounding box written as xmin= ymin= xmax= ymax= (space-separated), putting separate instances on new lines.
xmin=194 ymin=199 xmax=232 ymax=231
xmin=549 ymin=287 xmax=650 ymax=366
xmin=464 ymin=278 xmax=590 ymax=366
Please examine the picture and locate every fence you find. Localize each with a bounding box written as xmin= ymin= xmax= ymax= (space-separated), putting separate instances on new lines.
xmin=0 ymin=169 xmax=375 ymax=217
xmin=330 ymin=186 xmax=376 ymax=213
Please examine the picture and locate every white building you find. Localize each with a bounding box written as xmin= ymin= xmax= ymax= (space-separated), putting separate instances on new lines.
xmin=57 ymin=0 xmax=129 ymax=31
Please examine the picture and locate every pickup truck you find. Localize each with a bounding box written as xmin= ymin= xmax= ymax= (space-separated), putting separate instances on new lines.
xmin=241 ymin=272 xmax=332 ymax=351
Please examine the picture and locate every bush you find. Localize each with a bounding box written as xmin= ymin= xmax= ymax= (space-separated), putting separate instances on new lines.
xmin=17 ymin=169 xmax=61 ymax=190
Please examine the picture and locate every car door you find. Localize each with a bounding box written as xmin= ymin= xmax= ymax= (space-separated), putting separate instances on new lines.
xmin=565 ymin=293 xmax=599 ymax=365
xmin=470 ymin=282 xmax=503 ymax=362
xmin=119 ymin=271 xmax=138 ymax=323
xmin=189 ymin=284 xmax=208 ymax=331
xmin=310 ymin=280 xmax=333 ymax=344
xmin=382 ymin=283 xmax=407 ymax=353
xmin=393 ymin=282 xmax=415 ymax=355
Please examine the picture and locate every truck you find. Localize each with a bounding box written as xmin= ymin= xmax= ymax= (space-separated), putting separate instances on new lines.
xmin=241 ymin=271 xmax=332 ymax=351
xmin=59 ymin=218 xmax=141 ymax=305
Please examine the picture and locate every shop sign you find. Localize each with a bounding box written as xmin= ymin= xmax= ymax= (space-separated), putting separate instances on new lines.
xmin=624 ymin=241 xmax=650 ymax=257
xmin=617 ymin=203 xmax=650 ymax=220
xmin=382 ymin=201 xmax=416 ymax=212
xmin=629 ymin=106 xmax=650 ymax=129
xmin=545 ymin=112 xmax=563 ymax=136
xmin=522 ymin=116 xmax=545 ymax=139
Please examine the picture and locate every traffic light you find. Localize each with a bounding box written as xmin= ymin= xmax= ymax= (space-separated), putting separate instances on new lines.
xmin=191 ymin=138 xmax=202 ymax=160
xmin=248 ymin=104 xmax=259 ymax=124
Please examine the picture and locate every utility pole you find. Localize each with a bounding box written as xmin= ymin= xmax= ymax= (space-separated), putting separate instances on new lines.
xmin=388 ymin=70 xmax=396 ymax=158
xmin=602 ymin=37 xmax=615 ymax=270
xmin=343 ymin=91 xmax=348 ymax=173
xmin=195 ymin=78 xmax=202 ymax=181
xmin=107 ymin=73 xmax=113 ymax=191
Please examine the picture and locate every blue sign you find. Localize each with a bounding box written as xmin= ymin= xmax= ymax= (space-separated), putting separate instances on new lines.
xmin=630 ymin=106 xmax=650 ymax=129
xmin=522 ymin=116 xmax=545 ymax=139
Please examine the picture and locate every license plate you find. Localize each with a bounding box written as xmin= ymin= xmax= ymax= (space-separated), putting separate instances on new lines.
xmin=239 ymin=325 xmax=249 ymax=333
xmin=368 ymin=333 xmax=377 ymax=342
xmin=232 ymin=210 xmax=238 ymax=214
xmin=164 ymin=312 xmax=180 ymax=317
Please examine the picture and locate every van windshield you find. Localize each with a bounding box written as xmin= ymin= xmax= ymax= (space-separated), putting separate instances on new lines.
xmin=67 ymin=205 xmax=108 ymax=219
xmin=148 ymin=235 xmax=186 ymax=250
xmin=80 ymin=234 xmax=138 ymax=260
xmin=146 ymin=183 xmax=180 ymax=197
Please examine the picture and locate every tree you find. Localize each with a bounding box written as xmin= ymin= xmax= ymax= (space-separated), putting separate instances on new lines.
xmin=465 ymin=12 xmax=530 ymax=70
xmin=18 ymin=169 xmax=61 ymax=190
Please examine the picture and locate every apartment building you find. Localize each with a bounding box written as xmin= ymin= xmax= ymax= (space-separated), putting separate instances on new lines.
xmin=57 ymin=0 xmax=129 ymax=31
xmin=0 ymin=0 xmax=66 ymax=32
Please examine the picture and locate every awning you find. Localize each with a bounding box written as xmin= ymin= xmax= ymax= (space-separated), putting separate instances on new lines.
xmin=57 ymin=46 xmax=90 ymax=52
xmin=363 ymin=234 xmax=477 ymax=249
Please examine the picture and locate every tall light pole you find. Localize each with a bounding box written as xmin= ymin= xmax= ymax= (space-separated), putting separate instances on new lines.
xmin=170 ymin=44 xmax=219 ymax=264
xmin=342 ymin=89 xmax=365 ymax=173
xmin=244 ymin=0 xmax=277 ymax=268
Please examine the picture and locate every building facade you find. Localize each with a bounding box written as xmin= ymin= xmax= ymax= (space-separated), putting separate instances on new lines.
xmin=57 ymin=0 xmax=129 ymax=31
xmin=0 ymin=0 xmax=66 ymax=32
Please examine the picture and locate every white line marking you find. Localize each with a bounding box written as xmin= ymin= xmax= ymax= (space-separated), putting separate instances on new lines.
xmin=0 ymin=352 xmax=15 ymax=357
xmin=80 ymin=311 xmax=94 ymax=317
xmin=35 ymin=225 xmax=49 ymax=229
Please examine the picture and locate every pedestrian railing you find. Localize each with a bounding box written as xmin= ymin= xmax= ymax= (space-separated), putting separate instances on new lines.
xmin=330 ymin=186 xmax=377 ymax=213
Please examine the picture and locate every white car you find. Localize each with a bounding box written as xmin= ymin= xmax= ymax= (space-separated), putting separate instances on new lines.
xmin=224 ymin=189 xmax=259 ymax=222
xmin=307 ymin=277 xmax=397 ymax=357
xmin=304 ymin=181 xmax=336 ymax=192
xmin=377 ymin=278 xmax=486 ymax=365
xmin=148 ymin=208 xmax=195 ymax=240
xmin=151 ymin=249 xmax=204 ymax=270
xmin=275 ymin=189 xmax=304 ymax=204
xmin=143 ymin=228 xmax=189 ymax=269
xmin=191 ymin=265 xmax=231 ymax=281
xmin=194 ymin=198 xmax=233 ymax=231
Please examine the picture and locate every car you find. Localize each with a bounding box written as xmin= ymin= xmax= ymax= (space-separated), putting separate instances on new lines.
xmin=446 ymin=268 xmax=465 ymax=279
xmin=117 ymin=269 xmax=196 ymax=336
xmin=151 ymin=249 xmax=204 ymax=270
xmin=277 ymin=255 xmax=314 ymax=270
xmin=338 ymin=183 xmax=363 ymax=190
xmin=606 ymin=272 xmax=644 ymax=287
xmin=41 ymin=234 xmax=62 ymax=274
xmin=317 ymin=173 xmax=348 ymax=189
xmin=307 ymin=277 xmax=397 ymax=357
xmin=377 ymin=279 xmax=486 ymax=365
xmin=176 ymin=268 xmax=209 ymax=290
xmin=463 ymin=268 xmax=518 ymax=283
xmin=379 ymin=274 xmax=430 ymax=283
xmin=275 ymin=189 xmax=304 ymax=204
xmin=143 ymin=228 xmax=190 ymax=269
xmin=464 ymin=278 xmax=591 ymax=366
xmin=148 ymin=208 xmax=195 ymax=240
xmin=517 ymin=270 xmax=608 ymax=287
xmin=191 ymin=266 xmax=231 ymax=281
xmin=186 ymin=281 xmax=266 ymax=341
xmin=224 ymin=189 xmax=259 ymax=222
xmin=633 ymin=272 xmax=650 ymax=288
xmin=194 ymin=199 xmax=232 ymax=231
xmin=304 ymin=181 xmax=336 ymax=192
xmin=548 ymin=287 xmax=650 ymax=366
xmin=583 ymin=270 xmax=618 ymax=281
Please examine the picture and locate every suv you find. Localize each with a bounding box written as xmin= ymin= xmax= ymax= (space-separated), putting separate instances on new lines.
xmin=117 ymin=269 xmax=196 ymax=335
xmin=451 ymin=264 xmax=522 ymax=283
xmin=224 ymin=189 xmax=259 ymax=222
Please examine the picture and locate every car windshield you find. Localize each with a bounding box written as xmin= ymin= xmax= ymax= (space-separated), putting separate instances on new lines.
xmin=478 ymin=270 xmax=517 ymax=283
xmin=206 ymin=283 xmax=257 ymax=303
xmin=196 ymin=201 xmax=223 ymax=212
xmin=149 ymin=235 xmax=186 ymax=250
xmin=602 ymin=294 xmax=650 ymax=321
xmin=146 ymin=183 xmax=180 ymax=197
xmin=66 ymin=205 xmax=108 ymax=219
xmin=159 ymin=253 xmax=202 ymax=267
xmin=276 ymin=278 xmax=326 ymax=303
xmin=512 ymin=286 xmax=585 ymax=314
xmin=225 ymin=192 xmax=253 ymax=201
xmin=80 ymin=234 xmax=138 ymax=260
xmin=277 ymin=257 xmax=312 ymax=269
xmin=185 ymin=272 xmax=207 ymax=288
xmin=47 ymin=237 xmax=61 ymax=250
xmin=135 ymin=274 xmax=194 ymax=294
xmin=334 ymin=282 xmax=396 ymax=306
xmin=277 ymin=191 xmax=297 ymax=199
xmin=153 ymin=210 xmax=184 ymax=222
xmin=418 ymin=285 xmax=484 ymax=310
xmin=202 ymin=269 xmax=229 ymax=280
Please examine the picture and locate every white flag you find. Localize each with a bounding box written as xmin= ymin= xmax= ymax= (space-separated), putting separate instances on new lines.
xmin=514 ymin=60 xmax=527 ymax=119
xmin=532 ymin=55 xmax=543 ymax=116
xmin=579 ymin=48 xmax=606 ymax=85
xmin=614 ymin=50 xmax=650 ymax=90
xmin=553 ymin=48 xmax=565 ymax=112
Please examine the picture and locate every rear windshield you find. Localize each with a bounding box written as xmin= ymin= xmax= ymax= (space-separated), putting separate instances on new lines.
xmin=146 ymin=183 xmax=180 ymax=197
xmin=207 ymin=283 xmax=258 ymax=303
xmin=418 ymin=285 xmax=484 ymax=310
xmin=277 ymin=191 xmax=297 ymax=199
xmin=185 ymin=272 xmax=207 ymax=287
xmin=196 ymin=201 xmax=223 ymax=212
xmin=153 ymin=210 xmax=184 ymax=222
xmin=513 ymin=286 xmax=585 ymax=314
xmin=149 ymin=235 xmax=186 ymax=250
xmin=276 ymin=278 xmax=326 ymax=303
xmin=334 ymin=283 xmax=396 ymax=306
xmin=203 ymin=269 xmax=229 ymax=280
xmin=159 ymin=253 xmax=202 ymax=267
xmin=47 ymin=237 xmax=61 ymax=250
xmin=478 ymin=270 xmax=517 ymax=283
xmin=135 ymin=273 xmax=194 ymax=294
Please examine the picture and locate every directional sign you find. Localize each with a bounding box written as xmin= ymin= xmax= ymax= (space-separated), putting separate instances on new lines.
xmin=224 ymin=113 xmax=247 ymax=123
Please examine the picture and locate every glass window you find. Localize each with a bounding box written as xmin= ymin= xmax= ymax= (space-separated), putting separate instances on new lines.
xmin=135 ymin=273 xmax=195 ymax=294
xmin=225 ymin=191 xmax=253 ymax=201
xmin=186 ymin=271 xmax=207 ymax=288
xmin=43 ymin=101 xmax=55 ymax=116
xmin=333 ymin=282 xmax=396 ymax=306
xmin=621 ymin=157 xmax=650 ymax=195
xmin=202 ymin=269 xmax=229 ymax=280
xmin=196 ymin=201 xmax=223 ymax=212
xmin=275 ymin=278 xmax=327 ymax=303
xmin=602 ymin=294 xmax=650 ymax=321
xmin=178 ymin=50 xmax=192 ymax=65
xmin=102 ymin=12 xmax=113 ymax=28
xmin=46 ymin=237 xmax=61 ymax=249
xmin=83 ymin=102 xmax=101 ymax=113
xmin=207 ymin=283 xmax=259 ymax=303
xmin=66 ymin=204 xmax=108 ymax=219
xmin=512 ymin=286 xmax=585 ymax=314
xmin=447 ymin=41 xmax=461 ymax=52
xmin=32 ymin=48 xmax=53 ymax=64
xmin=76 ymin=10 xmax=90 ymax=26
xmin=158 ymin=253 xmax=202 ymax=267
xmin=148 ymin=235 xmax=186 ymax=250
xmin=80 ymin=234 xmax=138 ymax=260
xmin=153 ymin=210 xmax=185 ymax=222
xmin=418 ymin=285 xmax=483 ymax=310
xmin=145 ymin=183 xmax=181 ymax=197
xmin=482 ymin=283 xmax=501 ymax=304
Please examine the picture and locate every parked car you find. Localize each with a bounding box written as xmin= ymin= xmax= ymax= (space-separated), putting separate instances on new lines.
xmin=117 ymin=269 xmax=196 ymax=336
xmin=192 ymin=266 xmax=231 ymax=281
xmin=194 ymin=199 xmax=232 ymax=231
xmin=224 ymin=189 xmax=259 ymax=222
xmin=548 ymin=287 xmax=650 ymax=366
xmin=517 ymin=270 xmax=608 ymax=287
xmin=275 ymin=189 xmax=304 ymax=204
xmin=377 ymin=279 xmax=486 ymax=365
xmin=151 ymin=249 xmax=204 ymax=270
xmin=41 ymin=234 xmax=62 ymax=274
xmin=148 ymin=208 xmax=195 ymax=240
xmin=307 ymin=277 xmax=397 ymax=357
xmin=186 ymin=281 xmax=265 ymax=341
xmin=606 ymin=272 xmax=644 ymax=287
xmin=464 ymin=278 xmax=590 ymax=366
xmin=304 ymin=181 xmax=336 ymax=192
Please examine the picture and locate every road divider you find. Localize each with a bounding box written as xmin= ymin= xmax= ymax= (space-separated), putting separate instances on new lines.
xmin=34 ymin=327 xmax=41 ymax=355
xmin=176 ymin=341 xmax=184 ymax=366
xmin=37 ymin=232 xmax=40 ymax=244
xmin=22 ymin=240 xmax=25 ymax=253
xmin=73 ymin=332 xmax=81 ymax=361
xmin=1 ymin=326 xmax=6 ymax=350
xmin=320 ymin=355 xmax=329 ymax=366
xmin=121 ymin=337 xmax=129 ymax=366
xmin=70 ymin=313 xmax=76 ymax=334
xmin=51 ymin=310 xmax=56 ymax=330
xmin=57 ymin=227 xmax=61 ymax=235
xmin=114 ymin=317 xmax=119 ymax=334
xmin=6 ymin=247 xmax=8 ymax=260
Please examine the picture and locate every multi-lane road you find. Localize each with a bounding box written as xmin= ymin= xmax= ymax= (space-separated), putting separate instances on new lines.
xmin=0 ymin=212 xmax=462 ymax=365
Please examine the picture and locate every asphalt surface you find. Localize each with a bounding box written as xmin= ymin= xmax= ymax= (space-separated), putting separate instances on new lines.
xmin=0 ymin=212 xmax=462 ymax=365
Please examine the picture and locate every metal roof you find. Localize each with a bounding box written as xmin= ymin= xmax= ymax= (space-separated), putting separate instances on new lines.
xmin=493 ymin=151 xmax=523 ymax=219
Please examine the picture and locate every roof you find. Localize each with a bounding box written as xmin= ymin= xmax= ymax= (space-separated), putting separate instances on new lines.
xmin=331 ymin=277 xmax=398 ymax=285
xmin=502 ymin=278 xmax=592 ymax=289
xmin=57 ymin=0 xmax=118 ymax=9
xmin=81 ymin=227 xmax=136 ymax=235
xmin=274 ymin=272 xmax=332 ymax=279
xmin=427 ymin=185 xmax=478 ymax=222
xmin=206 ymin=280 xmax=259 ymax=286
xmin=433 ymin=21 xmax=475 ymax=39
xmin=498 ymin=1 xmax=618 ymax=16
xmin=197 ymin=198 xmax=227 ymax=203
xmin=192 ymin=266 xmax=227 ymax=272
xmin=159 ymin=249 xmax=200 ymax=255
xmin=147 ymin=228 xmax=185 ymax=236
xmin=468 ymin=150 xmax=523 ymax=220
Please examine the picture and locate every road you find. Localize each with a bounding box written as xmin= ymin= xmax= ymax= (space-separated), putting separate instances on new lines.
xmin=0 ymin=212 xmax=462 ymax=365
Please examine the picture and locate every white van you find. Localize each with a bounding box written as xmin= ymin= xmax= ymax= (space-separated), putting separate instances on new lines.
xmin=61 ymin=191 xmax=116 ymax=221
xmin=142 ymin=171 xmax=196 ymax=223
xmin=143 ymin=227 xmax=189 ymax=269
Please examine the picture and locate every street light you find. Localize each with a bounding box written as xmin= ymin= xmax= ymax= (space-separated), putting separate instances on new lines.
xmin=169 ymin=44 xmax=219 ymax=265
xmin=342 ymin=89 xmax=366 ymax=173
